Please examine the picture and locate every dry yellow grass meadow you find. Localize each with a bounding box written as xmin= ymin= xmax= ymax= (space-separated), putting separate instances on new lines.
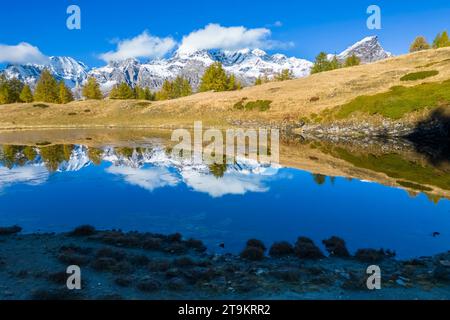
xmin=1 ymin=47 xmax=450 ymax=130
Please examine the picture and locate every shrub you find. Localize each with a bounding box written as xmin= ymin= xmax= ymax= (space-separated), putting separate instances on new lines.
xmin=246 ymin=239 xmax=266 ymax=251
xmin=186 ymin=238 xmax=207 ymax=252
xmin=400 ymin=70 xmax=439 ymax=81
xmin=269 ymin=242 xmax=295 ymax=257
xmin=240 ymin=246 xmax=265 ymax=261
xmin=322 ymin=236 xmax=350 ymax=258
xmin=0 ymin=225 xmax=22 ymax=236
xmin=69 ymin=225 xmax=97 ymax=237
xmin=294 ymin=237 xmax=325 ymax=259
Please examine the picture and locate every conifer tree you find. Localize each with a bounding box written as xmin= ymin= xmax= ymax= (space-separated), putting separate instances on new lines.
xmin=275 ymin=69 xmax=294 ymax=81
xmin=155 ymin=77 xmax=192 ymax=100
xmin=0 ymin=75 xmax=10 ymax=104
xmin=110 ymin=83 xmax=135 ymax=100
xmin=58 ymin=81 xmax=74 ymax=104
xmin=409 ymin=36 xmax=431 ymax=52
xmin=172 ymin=76 xmax=192 ymax=98
xmin=82 ymin=77 xmax=103 ymax=100
xmin=433 ymin=31 xmax=450 ymax=48
xmin=7 ymin=78 xmax=24 ymax=103
xmin=34 ymin=70 xmax=59 ymax=103
xmin=199 ymin=62 xmax=229 ymax=92
xmin=143 ymin=87 xmax=154 ymax=101
xmin=155 ymin=80 xmax=173 ymax=100
xmin=329 ymin=56 xmax=341 ymax=70
xmin=311 ymin=52 xmax=333 ymax=74
xmin=344 ymin=54 xmax=361 ymax=67
xmin=19 ymin=85 xmax=34 ymax=103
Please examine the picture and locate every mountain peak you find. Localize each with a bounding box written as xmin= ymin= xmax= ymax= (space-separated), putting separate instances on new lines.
xmin=330 ymin=36 xmax=392 ymax=64
xmin=251 ymin=49 xmax=267 ymax=57
xmin=1 ymin=36 xmax=392 ymax=94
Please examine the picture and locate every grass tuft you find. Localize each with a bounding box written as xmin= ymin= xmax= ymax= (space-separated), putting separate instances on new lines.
xmin=400 ymin=70 xmax=439 ymax=81
xmin=234 ymin=100 xmax=272 ymax=111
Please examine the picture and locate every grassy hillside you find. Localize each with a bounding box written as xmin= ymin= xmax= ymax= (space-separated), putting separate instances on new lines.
xmin=1 ymin=47 xmax=450 ymax=130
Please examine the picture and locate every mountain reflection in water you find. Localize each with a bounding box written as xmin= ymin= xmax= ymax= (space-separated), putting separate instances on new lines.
xmin=0 ymin=138 xmax=449 ymax=259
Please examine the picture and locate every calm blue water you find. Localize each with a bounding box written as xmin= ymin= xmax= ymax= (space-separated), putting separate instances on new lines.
xmin=0 ymin=144 xmax=449 ymax=259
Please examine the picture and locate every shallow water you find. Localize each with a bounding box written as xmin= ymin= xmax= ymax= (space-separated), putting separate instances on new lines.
xmin=0 ymin=131 xmax=449 ymax=259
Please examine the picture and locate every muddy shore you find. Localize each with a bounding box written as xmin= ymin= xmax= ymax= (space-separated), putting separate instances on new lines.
xmin=0 ymin=226 xmax=449 ymax=300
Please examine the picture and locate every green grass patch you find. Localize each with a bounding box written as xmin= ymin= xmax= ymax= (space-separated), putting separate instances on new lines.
xmin=400 ymin=70 xmax=439 ymax=81
xmin=330 ymin=80 xmax=450 ymax=120
xmin=234 ymin=100 xmax=272 ymax=111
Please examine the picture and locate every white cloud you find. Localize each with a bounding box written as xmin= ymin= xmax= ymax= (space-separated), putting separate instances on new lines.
xmin=0 ymin=165 xmax=49 ymax=193
xmin=106 ymin=166 xmax=179 ymax=192
xmin=274 ymin=21 xmax=283 ymax=27
xmin=0 ymin=42 xmax=48 ymax=64
xmin=100 ymin=31 xmax=176 ymax=62
xmin=177 ymin=24 xmax=277 ymax=54
xmin=181 ymin=169 xmax=270 ymax=198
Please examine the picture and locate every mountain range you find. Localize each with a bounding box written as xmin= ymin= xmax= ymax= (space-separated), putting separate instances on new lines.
xmin=1 ymin=36 xmax=391 ymax=95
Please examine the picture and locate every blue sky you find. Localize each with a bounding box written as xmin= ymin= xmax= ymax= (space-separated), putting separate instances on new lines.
xmin=0 ymin=0 xmax=449 ymax=67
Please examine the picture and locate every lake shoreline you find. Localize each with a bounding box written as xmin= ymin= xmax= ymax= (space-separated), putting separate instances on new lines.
xmin=1 ymin=226 xmax=449 ymax=300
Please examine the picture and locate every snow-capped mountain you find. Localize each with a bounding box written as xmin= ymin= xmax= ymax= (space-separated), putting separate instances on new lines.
xmin=2 ymin=56 xmax=88 ymax=88
xmin=0 ymin=36 xmax=392 ymax=94
xmin=0 ymin=144 xmax=280 ymax=197
xmin=89 ymin=48 xmax=313 ymax=92
xmin=328 ymin=36 xmax=392 ymax=63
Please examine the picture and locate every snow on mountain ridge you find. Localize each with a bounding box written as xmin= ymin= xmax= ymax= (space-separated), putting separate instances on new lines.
xmin=3 ymin=56 xmax=88 ymax=88
xmin=328 ymin=35 xmax=392 ymax=63
xmin=1 ymin=36 xmax=392 ymax=94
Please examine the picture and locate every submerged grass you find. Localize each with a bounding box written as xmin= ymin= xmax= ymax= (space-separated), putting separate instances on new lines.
xmin=330 ymin=80 xmax=450 ymax=120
